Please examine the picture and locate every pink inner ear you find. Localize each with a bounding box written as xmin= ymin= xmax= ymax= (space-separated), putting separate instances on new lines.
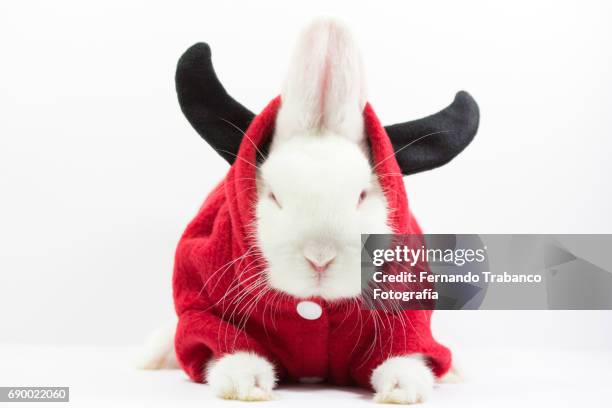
xmin=318 ymin=47 xmax=331 ymax=125
xmin=317 ymin=21 xmax=342 ymax=125
xmin=317 ymin=22 xmax=350 ymax=130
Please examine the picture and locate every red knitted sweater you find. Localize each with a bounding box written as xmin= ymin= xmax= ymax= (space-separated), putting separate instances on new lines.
xmin=173 ymin=97 xmax=451 ymax=388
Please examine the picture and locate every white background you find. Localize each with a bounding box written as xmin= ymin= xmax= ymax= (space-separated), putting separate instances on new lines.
xmin=1 ymin=0 xmax=611 ymax=353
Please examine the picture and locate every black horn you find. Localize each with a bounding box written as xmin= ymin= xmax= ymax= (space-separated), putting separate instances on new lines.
xmin=176 ymin=43 xmax=255 ymax=164
xmin=384 ymin=91 xmax=480 ymax=175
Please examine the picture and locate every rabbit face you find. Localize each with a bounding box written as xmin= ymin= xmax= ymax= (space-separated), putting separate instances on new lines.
xmin=256 ymin=133 xmax=390 ymax=300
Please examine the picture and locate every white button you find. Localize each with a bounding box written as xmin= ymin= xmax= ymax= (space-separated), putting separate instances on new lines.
xmin=296 ymin=301 xmax=322 ymax=320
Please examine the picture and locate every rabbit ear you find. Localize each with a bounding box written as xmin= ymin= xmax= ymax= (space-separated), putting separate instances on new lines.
xmin=176 ymin=43 xmax=255 ymax=164
xmin=275 ymin=19 xmax=366 ymax=145
xmin=385 ymin=91 xmax=480 ymax=175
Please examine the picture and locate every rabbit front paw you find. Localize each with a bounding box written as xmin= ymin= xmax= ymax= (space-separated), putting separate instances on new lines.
xmin=371 ymin=355 xmax=434 ymax=404
xmin=206 ymin=352 xmax=276 ymax=401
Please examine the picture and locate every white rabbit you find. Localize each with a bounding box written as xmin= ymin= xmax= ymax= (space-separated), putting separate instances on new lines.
xmin=209 ymin=19 xmax=434 ymax=403
xmin=140 ymin=16 xmax=479 ymax=405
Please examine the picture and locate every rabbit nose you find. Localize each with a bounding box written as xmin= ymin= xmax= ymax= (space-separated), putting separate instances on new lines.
xmin=304 ymin=256 xmax=336 ymax=274
xmin=303 ymin=242 xmax=337 ymax=274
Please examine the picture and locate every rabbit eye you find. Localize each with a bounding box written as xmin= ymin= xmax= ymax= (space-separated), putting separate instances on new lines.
xmin=358 ymin=190 xmax=367 ymax=206
xmin=269 ymin=192 xmax=282 ymax=208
